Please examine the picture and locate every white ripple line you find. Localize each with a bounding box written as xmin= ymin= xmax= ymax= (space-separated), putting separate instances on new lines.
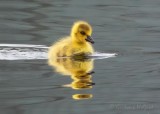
xmin=0 ymin=44 xmax=117 ymax=60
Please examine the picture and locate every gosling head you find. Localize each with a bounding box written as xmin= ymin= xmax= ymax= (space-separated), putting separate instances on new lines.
xmin=71 ymin=21 xmax=94 ymax=44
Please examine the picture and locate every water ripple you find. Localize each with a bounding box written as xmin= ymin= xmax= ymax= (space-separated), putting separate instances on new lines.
xmin=0 ymin=44 xmax=116 ymax=60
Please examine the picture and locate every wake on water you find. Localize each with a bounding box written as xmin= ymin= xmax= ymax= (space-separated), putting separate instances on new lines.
xmin=0 ymin=44 xmax=117 ymax=60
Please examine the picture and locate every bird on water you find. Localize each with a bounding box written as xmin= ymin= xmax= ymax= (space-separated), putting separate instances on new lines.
xmin=48 ymin=21 xmax=94 ymax=59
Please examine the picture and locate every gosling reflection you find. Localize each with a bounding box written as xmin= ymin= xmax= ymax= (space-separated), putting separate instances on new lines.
xmin=72 ymin=94 xmax=93 ymax=100
xmin=48 ymin=57 xmax=95 ymax=100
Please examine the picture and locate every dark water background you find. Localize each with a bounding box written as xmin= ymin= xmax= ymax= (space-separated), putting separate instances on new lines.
xmin=1 ymin=0 xmax=160 ymax=114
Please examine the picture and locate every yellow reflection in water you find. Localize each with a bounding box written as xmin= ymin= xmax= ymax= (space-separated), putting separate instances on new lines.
xmin=48 ymin=57 xmax=94 ymax=100
xmin=72 ymin=94 xmax=93 ymax=100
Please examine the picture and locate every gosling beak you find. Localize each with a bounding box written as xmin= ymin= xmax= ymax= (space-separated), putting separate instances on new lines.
xmin=85 ymin=35 xmax=94 ymax=44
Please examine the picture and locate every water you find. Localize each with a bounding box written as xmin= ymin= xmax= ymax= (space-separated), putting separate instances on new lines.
xmin=1 ymin=0 xmax=160 ymax=114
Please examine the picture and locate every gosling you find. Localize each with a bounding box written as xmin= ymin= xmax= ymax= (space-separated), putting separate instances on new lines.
xmin=48 ymin=21 xmax=94 ymax=58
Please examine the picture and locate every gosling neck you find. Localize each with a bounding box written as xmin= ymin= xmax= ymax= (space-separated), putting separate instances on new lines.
xmin=71 ymin=35 xmax=86 ymax=45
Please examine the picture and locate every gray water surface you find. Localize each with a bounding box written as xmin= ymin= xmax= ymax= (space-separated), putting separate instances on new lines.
xmin=1 ymin=0 xmax=160 ymax=114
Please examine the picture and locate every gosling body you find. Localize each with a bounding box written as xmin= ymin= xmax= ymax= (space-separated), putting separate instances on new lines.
xmin=48 ymin=21 xmax=94 ymax=58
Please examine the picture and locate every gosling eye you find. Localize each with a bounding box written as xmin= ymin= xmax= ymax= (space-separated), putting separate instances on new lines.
xmin=80 ymin=31 xmax=86 ymax=35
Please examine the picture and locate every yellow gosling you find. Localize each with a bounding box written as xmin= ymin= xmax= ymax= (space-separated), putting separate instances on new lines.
xmin=48 ymin=21 xmax=94 ymax=58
